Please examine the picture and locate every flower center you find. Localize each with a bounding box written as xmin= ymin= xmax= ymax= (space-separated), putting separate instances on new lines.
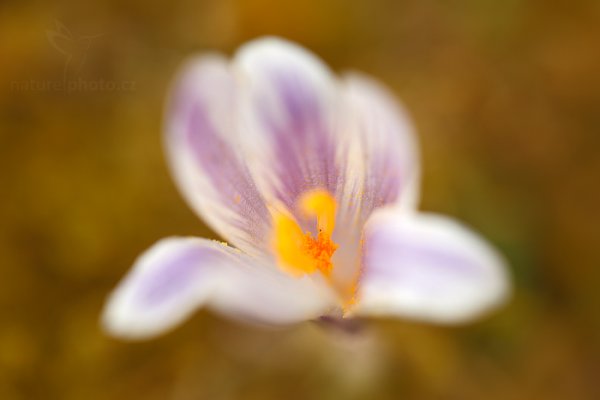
xmin=272 ymin=190 xmax=338 ymax=277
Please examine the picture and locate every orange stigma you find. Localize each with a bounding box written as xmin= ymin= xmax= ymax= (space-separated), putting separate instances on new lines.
xmin=300 ymin=230 xmax=338 ymax=276
xmin=272 ymin=190 xmax=338 ymax=277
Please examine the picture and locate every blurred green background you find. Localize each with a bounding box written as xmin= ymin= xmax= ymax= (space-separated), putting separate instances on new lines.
xmin=1 ymin=0 xmax=600 ymax=399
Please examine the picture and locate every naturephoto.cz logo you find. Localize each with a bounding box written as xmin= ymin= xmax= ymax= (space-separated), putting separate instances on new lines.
xmin=11 ymin=20 xmax=136 ymax=93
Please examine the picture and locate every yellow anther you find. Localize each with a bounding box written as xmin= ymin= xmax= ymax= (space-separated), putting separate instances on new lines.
xmin=272 ymin=213 xmax=317 ymax=276
xmin=299 ymin=189 xmax=336 ymax=236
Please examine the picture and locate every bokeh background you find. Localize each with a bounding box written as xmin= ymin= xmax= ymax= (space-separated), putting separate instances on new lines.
xmin=2 ymin=0 xmax=600 ymax=399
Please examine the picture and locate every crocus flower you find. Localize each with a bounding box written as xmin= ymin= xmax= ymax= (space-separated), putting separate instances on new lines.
xmin=102 ymin=37 xmax=509 ymax=339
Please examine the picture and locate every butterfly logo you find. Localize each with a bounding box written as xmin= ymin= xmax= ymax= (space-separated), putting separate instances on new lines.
xmin=46 ymin=20 xmax=103 ymax=81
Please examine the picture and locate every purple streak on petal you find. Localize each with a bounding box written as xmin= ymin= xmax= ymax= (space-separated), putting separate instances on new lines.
xmin=362 ymin=232 xmax=485 ymax=292
xmin=258 ymin=68 xmax=340 ymax=213
xmin=137 ymin=246 xmax=218 ymax=307
xmin=174 ymin=89 xmax=271 ymax=247
xmin=357 ymin=119 xmax=408 ymax=224
xmin=342 ymin=77 xmax=419 ymax=228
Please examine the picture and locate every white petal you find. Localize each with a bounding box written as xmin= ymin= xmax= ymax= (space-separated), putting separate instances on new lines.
xmin=102 ymin=237 xmax=220 ymax=339
xmin=232 ymin=37 xmax=342 ymax=220
xmin=341 ymin=73 xmax=420 ymax=224
xmin=165 ymin=56 xmax=271 ymax=256
xmin=330 ymin=74 xmax=421 ymax=288
xmin=355 ymin=208 xmax=510 ymax=323
xmin=102 ymin=237 xmax=333 ymax=339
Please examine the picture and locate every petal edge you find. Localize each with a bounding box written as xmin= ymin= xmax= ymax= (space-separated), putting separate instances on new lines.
xmin=355 ymin=209 xmax=510 ymax=323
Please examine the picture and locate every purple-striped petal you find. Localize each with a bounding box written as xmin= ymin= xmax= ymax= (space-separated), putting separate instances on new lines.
xmin=330 ymin=74 xmax=421 ymax=289
xmin=102 ymin=238 xmax=224 ymax=338
xmin=166 ymin=56 xmax=271 ymax=255
xmin=232 ymin=38 xmax=341 ymax=223
xmin=340 ymin=73 xmax=420 ymax=227
xmin=355 ymin=208 xmax=510 ymax=323
xmin=102 ymin=237 xmax=334 ymax=339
